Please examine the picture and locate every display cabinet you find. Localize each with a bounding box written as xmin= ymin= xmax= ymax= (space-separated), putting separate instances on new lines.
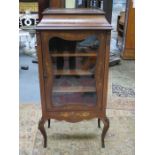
xmin=36 ymin=8 xmax=112 ymax=148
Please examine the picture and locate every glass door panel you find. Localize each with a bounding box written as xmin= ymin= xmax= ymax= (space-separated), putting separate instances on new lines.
xmin=48 ymin=35 xmax=99 ymax=107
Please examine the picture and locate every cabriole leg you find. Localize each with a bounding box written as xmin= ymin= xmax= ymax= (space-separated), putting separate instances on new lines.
xmin=48 ymin=119 xmax=50 ymax=128
xmin=98 ymin=118 xmax=101 ymax=128
xmin=101 ymin=117 xmax=109 ymax=148
xmin=38 ymin=118 xmax=47 ymax=148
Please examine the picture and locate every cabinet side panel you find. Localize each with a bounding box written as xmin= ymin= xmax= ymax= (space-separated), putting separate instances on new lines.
xmin=101 ymin=31 xmax=111 ymax=114
xmin=36 ymin=32 xmax=47 ymax=116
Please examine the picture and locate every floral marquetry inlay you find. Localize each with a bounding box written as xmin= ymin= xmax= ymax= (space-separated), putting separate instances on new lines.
xmin=60 ymin=112 xmax=90 ymax=118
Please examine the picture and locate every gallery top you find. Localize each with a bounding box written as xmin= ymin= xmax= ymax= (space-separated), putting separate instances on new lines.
xmin=36 ymin=8 xmax=112 ymax=30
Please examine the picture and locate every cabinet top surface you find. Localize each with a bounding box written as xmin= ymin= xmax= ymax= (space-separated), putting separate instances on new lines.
xmin=43 ymin=8 xmax=105 ymax=15
xmin=36 ymin=8 xmax=112 ymax=30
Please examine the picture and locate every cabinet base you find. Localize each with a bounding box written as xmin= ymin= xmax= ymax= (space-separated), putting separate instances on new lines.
xmin=38 ymin=116 xmax=109 ymax=148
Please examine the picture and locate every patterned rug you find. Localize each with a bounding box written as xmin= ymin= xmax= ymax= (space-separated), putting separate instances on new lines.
xmin=19 ymin=97 xmax=135 ymax=155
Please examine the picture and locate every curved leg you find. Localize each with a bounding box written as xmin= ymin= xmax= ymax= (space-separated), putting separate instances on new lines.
xmin=48 ymin=119 xmax=50 ymax=128
xmin=38 ymin=118 xmax=47 ymax=148
xmin=101 ymin=117 xmax=109 ymax=148
xmin=98 ymin=118 xmax=101 ymax=128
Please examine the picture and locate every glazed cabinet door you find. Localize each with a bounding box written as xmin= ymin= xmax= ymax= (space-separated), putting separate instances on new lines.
xmin=41 ymin=31 xmax=107 ymax=112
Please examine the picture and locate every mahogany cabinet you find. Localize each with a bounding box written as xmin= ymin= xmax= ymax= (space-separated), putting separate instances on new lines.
xmin=36 ymin=8 xmax=112 ymax=148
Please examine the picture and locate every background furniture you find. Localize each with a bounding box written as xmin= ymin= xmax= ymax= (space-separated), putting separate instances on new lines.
xmin=19 ymin=0 xmax=38 ymax=13
xmin=36 ymin=8 xmax=112 ymax=148
xmin=116 ymin=11 xmax=125 ymax=48
xmin=121 ymin=0 xmax=135 ymax=59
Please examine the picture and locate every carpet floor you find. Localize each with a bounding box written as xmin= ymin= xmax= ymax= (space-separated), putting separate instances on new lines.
xmin=19 ymin=97 xmax=134 ymax=155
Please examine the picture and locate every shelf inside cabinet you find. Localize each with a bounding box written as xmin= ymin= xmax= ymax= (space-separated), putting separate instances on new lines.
xmin=54 ymin=70 xmax=94 ymax=76
xmin=53 ymin=86 xmax=96 ymax=93
xmin=50 ymin=52 xmax=97 ymax=57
